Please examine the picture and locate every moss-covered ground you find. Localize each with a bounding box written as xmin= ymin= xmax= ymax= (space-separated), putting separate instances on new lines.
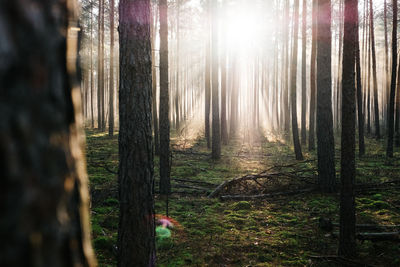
xmin=86 ymin=129 xmax=400 ymax=266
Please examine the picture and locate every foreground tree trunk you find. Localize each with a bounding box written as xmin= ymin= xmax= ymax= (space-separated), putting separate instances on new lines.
xmin=339 ymin=0 xmax=357 ymax=258
xmin=386 ymin=0 xmax=397 ymax=157
xmin=291 ymin=0 xmax=304 ymax=160
xmin=118 ymin=0 xmax=156 ymax=265
xmin=159 ymin=0 xmax=171 ymax=195
xmin=317 ymin=0 xmax=336 ymax=192
xmin=0 ymin=1 xmax=96 ymax=266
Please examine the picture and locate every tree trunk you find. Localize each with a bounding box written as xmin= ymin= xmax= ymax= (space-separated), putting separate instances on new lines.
xmin=109 ymin=0 xmax=115 ymax=136
xmin=369 ymin=0 xmax=380 ymax=139
xmin=211 ymin=0 xmax=221 ymax=160
xmin=118 ymin=0 xmax=156 ymax=266
xmin=317 ymin=0 xmax=336 ymax=192
xmin=90 ymin=1 xmax=95 ymax=128
xmin=309 ymin=0 xmax=317 ymax=151
xmin=0 ymin=1 xmax=96 ymax=265
xmin=355 ymin=2 xmax=365 ymax=157
xmin=205 ymin=0 xmax=211 ymax=148
xmin=290 ymin=0 xmax=304 ymax=161
xmin=301 ymin=0 xmax=307 ymax=145
xmin=339 ymin=0 xmax=357 ymax=258
xmin=151 ymin=5 xmax=160 ymax=155
xmin=159 ymin=0 xmax=171 ymax=195
xmin=386 ymin=0 xmax=397 ymax=157
xmin=221 ymin=32 xmax=228 ymax=145
xmin=98 ymin=0 xmax=104 ymax=130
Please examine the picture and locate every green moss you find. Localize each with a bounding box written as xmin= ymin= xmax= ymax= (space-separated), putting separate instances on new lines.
xmin=232 ymin=201 xmax=252 ymax=211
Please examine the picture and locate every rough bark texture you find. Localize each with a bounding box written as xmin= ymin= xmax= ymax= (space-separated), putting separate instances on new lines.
xmin=211 ymin=0 xmax=221 ymax=160
xmin=159 ymin=0 xmax=171 ymax=195
xmin=309 ymin=0 xmax=317 ymax=151
xmin=386 ymin=0 xmax=397 ymax=157
xmin=290 ymin=0 xmax=304 ymax=161
xmin=0 ymin=1 xmax=96 ymax=266
xmin=109 ymin=0 xmax=115 ymax=136
xmin=118 ymin=0 xmax=156 ymax=265
xmin=339 ymin=0 xmax=357 ymax=258
xmin=317 ymin=0 xmax=336 ymax=192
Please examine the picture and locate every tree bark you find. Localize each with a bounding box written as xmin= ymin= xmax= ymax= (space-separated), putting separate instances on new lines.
xmin=118 ymin=0 xmax=156 ymax=265
xmin=205 ymin=0 xmax=211 ymax=148
xmin=317 ymin=0 xmax=336 ymax=192
xmin=339 ymin=0 xmax=357 ymax=258
xmin=290 ymin=0 xmax=304 ymax=161
xmin=159 ymin=0 xmax=171 ymax=195
xmin=109 ymin=0 xmax=115 ymax=136
xmin=301 ymin=0 xmax=307 ymax=145
xmin=309 ymin=0 xmax=317 ymax=151
xmin=151 ymin=5 xmax=160 ymax=155
xmin=0 ymin=1 xmax=96 ymax=265
xmin=386 ymin=0 xmax=397 ymax=157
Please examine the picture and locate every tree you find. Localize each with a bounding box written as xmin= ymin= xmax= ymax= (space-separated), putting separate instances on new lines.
xmin=317 ymin=0 xmax=336 ymax=192
xmin=109 ymin=0 xmax=115 ymax=136
xmin=309 ymin=0 xmax=317 ymax=151
xmin=301 ymin=0 xmax=307 ymax=145
xmin=290 ymin=0 xmax=304 ymax=161
xmin=118 ymin=0 xmax=156 ymax=265
xmin=98 ymin=0 xmax=105 ymax=131
xmin=0 ymin=1 xmax=96 ymax=265
xmin=355 ymin=0 xmax=365 ymax=157
xmin=369 ymin=0 xmax=380 ymax=139
xmin=205 ymin=0 xmax=211 ymax=149
xmin=211 ymin=0 xmax=221 ymax=160
xmin=159 ymin=0 xmax=171 ymax=195
xmin=386 ymin=0 xmax=397 ymax=157
xmin=339 ymin=0 xmax=357 ymax=257
xmin=151 ymin=4 xmax=160 ymax=155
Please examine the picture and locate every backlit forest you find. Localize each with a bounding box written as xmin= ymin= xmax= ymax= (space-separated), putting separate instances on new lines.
xmin=1 ymin=0 xmax=400 ymax=266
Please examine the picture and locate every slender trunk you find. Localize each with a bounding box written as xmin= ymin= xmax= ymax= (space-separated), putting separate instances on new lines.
xmin=211 ymin=0 xmax=221 ymax=160
xmin=159 ymin=0 xmax=171 ymax=195
xmin=290 ymin=0 xmax=304 ymax=160
xmin=309 ymin=0 xmax=317 ymax=151
xmin=317 ymin=0 xmax=336 ymax=192
xmin=205 ymin=0 xmax=211 ymax=148
xmin=109 ymin=0 xmax=115 ymax=136
xmin=90 ymin=1 xmax=95 ymax=128
xmin=151 ymin=5 xmax=160 ymax=155
xmin=221 ymin=33 xmax=228 ymax=145
xmin=301 ymin=0 xmax=307 ymax=145
xmin=369 ymin=0 xmax=380 ymax=139
xmin=386 ymin=0 xmax=398 ymax=157
xmin=355 ymin=3 xmax=365 ymax=157
xmin=97 ymin=0 xmax=103 ymax=130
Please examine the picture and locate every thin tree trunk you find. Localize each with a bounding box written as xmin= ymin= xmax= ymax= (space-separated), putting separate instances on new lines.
xmin=159 ymin=0 xmax=171 ymax=195
xmin=98 ymin=0 xmax=104 ymax=130
xmin=386 ymin=0 xmax=397 ymax=157
xmin=109 ymin=0 xmax=115 ymax=136
xmin=151 ymin=5 xmax=160 ymax=155
xmin=118 ymin=0 xmax=156 ymax=265
xmin=309 ymin=0 xmax=317 ymax=151
xmin=369 ymin=0 xmax=380 ymax=139
xmin=211 ymin=0 xmax=221 ymax=160
xmin=317 ymin=0 xmax=336 ymax=192
xmin=355 ymin=2 xmax=365 ymax=157
xmin=205 ymin=0 xmax=211 ymax=148
xmin=301 ymin=0 xmax=307 ymax=145
xmin=91 ymin=1 xmax=95 ymax=128
xmin=290 ymin=0 xmax=304 ymax=161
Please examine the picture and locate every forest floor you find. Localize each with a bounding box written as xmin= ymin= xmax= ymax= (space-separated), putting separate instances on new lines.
xmin=86 ymin=129 xmax=400 ymax=266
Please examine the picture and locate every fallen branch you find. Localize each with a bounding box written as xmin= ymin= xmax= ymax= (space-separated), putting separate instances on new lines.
xmin=220 ymin=187 xmax=316 ymax=201
xmin=88 ymin=161 xmax=118 ymax=175
xmin=173 ymin=178 xmax=217 ymax=187
xmin=331 ymin=223 xmax=400 ymax=231
xmin=173 ymin=184 xmax=210 ymax=192
xmin=309 ymin=255 xmax=375 ymax=267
